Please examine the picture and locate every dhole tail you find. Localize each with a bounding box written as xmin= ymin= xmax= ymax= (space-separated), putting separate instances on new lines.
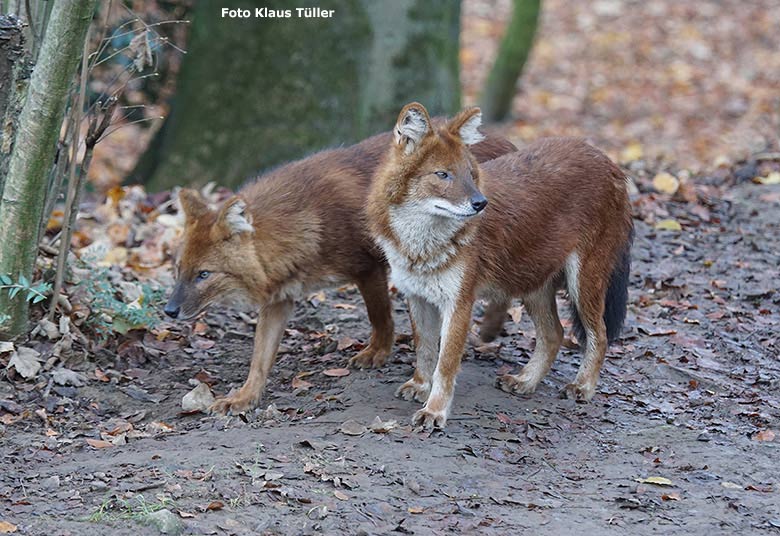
xmin=570 ymin=226 xmax=634 ymax=343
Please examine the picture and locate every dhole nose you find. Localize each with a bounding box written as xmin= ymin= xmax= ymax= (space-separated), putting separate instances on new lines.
xmin=164 ymin=303 xmax=180 ymax=319
xmin=471 ymin=195 xmax=488 ymax=213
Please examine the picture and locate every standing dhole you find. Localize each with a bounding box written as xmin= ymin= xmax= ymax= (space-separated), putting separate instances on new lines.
xmin=367 ymin=102 xmax=633 ymax=429
xmin=165 ymin=126 xmax=516 ymax=415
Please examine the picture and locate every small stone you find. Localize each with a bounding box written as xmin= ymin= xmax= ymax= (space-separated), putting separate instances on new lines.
xmin=42 ymin=475 xmax=60 ymax=489
xmin=144 ymin=508 xmax=183 ymax=535
xmin=181 ymin=383 xmax=215 ymax=412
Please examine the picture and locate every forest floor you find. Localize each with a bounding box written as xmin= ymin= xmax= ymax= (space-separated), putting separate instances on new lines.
xmin=1 ymin=179 xmax=778 ymax=534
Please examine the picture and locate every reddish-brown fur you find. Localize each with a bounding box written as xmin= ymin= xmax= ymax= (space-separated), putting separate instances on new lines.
xmin=168 ymin=125 xmax=516 ymax=415
xmin=368 ymin=103 xmax=633 ymax=429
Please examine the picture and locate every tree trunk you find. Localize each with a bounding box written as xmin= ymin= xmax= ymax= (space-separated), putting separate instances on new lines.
xmin=0 ymin=0 xmax=96 ymax=339
xmin=0 ymin=14 xmax=28 ymax=195
xmin=134 ymin=0 xmax=461 ymax=192
xmin=480 ymin=0 xmax=540 ymax=122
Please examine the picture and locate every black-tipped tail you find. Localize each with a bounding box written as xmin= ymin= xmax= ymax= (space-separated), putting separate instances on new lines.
xmin=570 ymin=227 xmax=633 ymax=343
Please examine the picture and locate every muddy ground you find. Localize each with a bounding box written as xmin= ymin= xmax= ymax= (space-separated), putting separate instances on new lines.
xmin=1 ymin=182 xmax=779 ymax=535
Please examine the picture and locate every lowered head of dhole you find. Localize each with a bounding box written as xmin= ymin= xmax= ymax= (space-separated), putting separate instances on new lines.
xmin=374 ymin=102 xmax=489 ymax=221
xmin=164 ymin=189 xmax=263 ymax=320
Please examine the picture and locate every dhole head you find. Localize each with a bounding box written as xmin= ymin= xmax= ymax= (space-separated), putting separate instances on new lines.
xmin=164 ymin=189 xmax=258 ymax=320
xmin=386 ymin=102 xmax=488 ymax=218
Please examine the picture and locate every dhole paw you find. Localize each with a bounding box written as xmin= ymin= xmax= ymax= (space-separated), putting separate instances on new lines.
xmin=395 ymin=379 xmax=430 ymax=403
xmin=561 ymin=382 xmax=596 ymax=402
xmin=496 ymin=373 xmax=539 ymax=395
xmin=348 ymin=346 xmax=390 ymax=369
xmin=209 ymin=394 xmax=257 ymax=416
xmin=412 ymin=407 xmax=448 ymax=430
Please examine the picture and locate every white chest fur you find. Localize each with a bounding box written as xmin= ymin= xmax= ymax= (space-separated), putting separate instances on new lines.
xmin=377 ymin=202 xmax=469 ymax=311
xmin=378 ymin=237 xmax=464 ymax=311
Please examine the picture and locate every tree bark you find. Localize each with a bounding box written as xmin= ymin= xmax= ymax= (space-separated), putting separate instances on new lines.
xmin=480 ymin=0 xmax=540 ymax=122
xmin=134 ymin=0 xmax=461 ymax=192
xmin=0 ymin=0 xmax=96 ymax=339
xmin=0 ymin=14 xmax=28 ymax=194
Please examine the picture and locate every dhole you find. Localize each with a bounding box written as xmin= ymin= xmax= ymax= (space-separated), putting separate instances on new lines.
xmin=166 ymin=126 xmax=516 ymax=415
xmin=367 ymin=102 xmax=633 ymax=429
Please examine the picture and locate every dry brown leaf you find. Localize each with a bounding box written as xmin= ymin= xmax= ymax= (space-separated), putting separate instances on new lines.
xmin=205 ymin=501 xmax=224 ymax=511
xmin=86 ymin=438 xmax=115 ymax=449
xmin=292 ymin=377 xmax=313 ymax=390
xmin=0 ymin=521 xmax=17 ymax=534
xmin=322 ymin=368 xmax=350 ymax=377
xmin=340 ymin=419 xmax=367 ymax=436
xmin=337 ymin=337 xmax=358 ymax=351
xmin=753 ymin=430 xmax=776 ymax=442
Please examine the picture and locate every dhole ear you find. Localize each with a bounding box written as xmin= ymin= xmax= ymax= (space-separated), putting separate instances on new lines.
xmin=448 ymin=107 xmax=485 ymax=145
xmin=214 ymin=196 xmax=253 ymax=239
xmin=394 ymin=102 xmax=432 ymax=155
xmin=178 ymin=188 xmax=209 ymax=221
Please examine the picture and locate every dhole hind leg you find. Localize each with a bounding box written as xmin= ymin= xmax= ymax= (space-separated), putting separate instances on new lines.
xmin=497 ymin=284 xmax=562 ymax=395
xmin=349 ymin=268 xmax=395 ymax=368
xmin=210 ymin=299 xmax=294 ymax=415
xmin=396 ymin=296 xmax=440 ymax=403
xmin=479 ymin=298 xmax=509 ymax=342
xmin=562 ymin=253 xmax=608 ymax=401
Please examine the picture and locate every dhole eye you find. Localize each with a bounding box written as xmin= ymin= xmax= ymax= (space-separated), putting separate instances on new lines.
xmin=435 ymin=171 xmax=450 ymax=180
xmin=196 ymin=271 xmax=211 ymax=281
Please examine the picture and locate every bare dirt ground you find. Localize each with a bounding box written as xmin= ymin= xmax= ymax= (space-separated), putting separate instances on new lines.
xmin=1 ymin=181 xmax=778 ymax=535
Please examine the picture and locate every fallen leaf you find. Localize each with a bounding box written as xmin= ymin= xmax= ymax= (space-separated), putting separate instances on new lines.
xmin=177 ymin=511 xmax=197 ymax=519
xmin=7 ymin=347 xmax=41 ymax=379
xmin=334 ymin=491 xmax=349 ymax=501
xmin=752 ymin=430 xmax=776 ymax=442
xmin=654 ymin=219 xmax=682 ymax=231
xmin=292 ymin=377 xmax=313 ymax=390
xmin=323 ymin=368 xmax=350 ymax=377
xmin=205 ymin=501 xmax=224 ymax=511
xmin=369 ymin=416 xmax=398 ymax=433
xmin=181 ymin=383 xmax=216 ymax=412
xmin=754 ymin=171 xmax=780 ymax=185
xmin=661 ymin=492 xmax=681 ymax=501
xmin=507 ymin=305 xmax=524 ymax=323
xmin=408 ymin=506 xmax=425 ymax=514
xmin=0 ymin=521 xmax=17 ymax=534
xmin=86 ymin=438 xmax=115 ymax=449
xmin=95 ymin=368 xmax=110 ymax=382
xmin=652 ymin=172 xmax=680 ymax=195
xmin=51 ymin=368 xmax=87 ymax=387
xmin=340 ymin=419 xmax=367 ymax=436
xmin=337 ymin=337 xmax=358 ymax=351
xmin=721 ymin=481 xmax=743 ymax=489
xmin=620 ymin=141 xmax=643 ymax=162
xmin=333 ymin=303 xmax=356 ymax=310
xmin=636 ymin=476 xmax=673 ymax=486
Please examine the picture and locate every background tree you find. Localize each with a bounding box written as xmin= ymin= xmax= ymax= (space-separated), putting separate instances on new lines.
xmin=133 ymin=0 xmax=462 ymax=191
xmin=480 ymin=0 xmax=541 ymax=122
xmin=0 ymin=1 xmax=96 ymax=338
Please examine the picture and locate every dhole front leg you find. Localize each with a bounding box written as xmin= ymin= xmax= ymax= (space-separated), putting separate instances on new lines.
xmin=397 ymin=296 xmax=441 ymax=403
xmin=412 ymin=299 xmax=472 ymax=430
xmin=210 ymin=299 xmax=294 ymax=415
xmin=349 ymin=268 xmax=394 ymax=368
